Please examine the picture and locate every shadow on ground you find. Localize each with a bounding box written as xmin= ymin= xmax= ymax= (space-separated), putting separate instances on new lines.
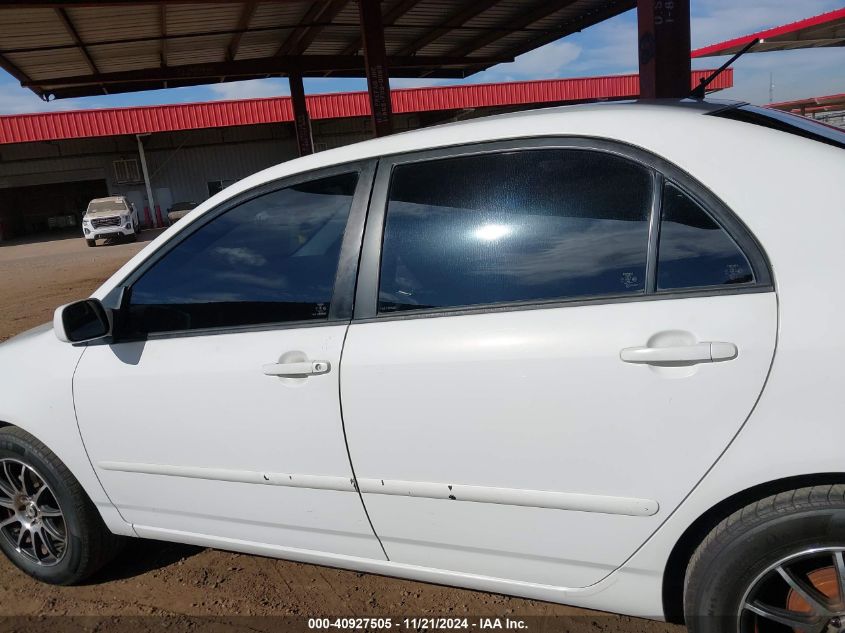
xmin=1 ymin=227 xmax=166 ymax=248
xmin=85 ymin=539 xmax=205 ymax=584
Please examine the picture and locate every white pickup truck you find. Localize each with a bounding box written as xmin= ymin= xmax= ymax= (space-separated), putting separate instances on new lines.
xmin=81 ymin=196 xmax=141 ymax=247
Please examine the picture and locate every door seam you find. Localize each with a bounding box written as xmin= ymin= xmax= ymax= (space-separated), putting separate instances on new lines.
xmin=338 ymin=323 xmax=389 ymax=560
xmin=71 ymin=345 xmax=136 ymax=532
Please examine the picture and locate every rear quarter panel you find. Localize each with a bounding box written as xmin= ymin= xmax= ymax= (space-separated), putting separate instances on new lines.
xmin=591 ymin=123 xmax=845 ymax=617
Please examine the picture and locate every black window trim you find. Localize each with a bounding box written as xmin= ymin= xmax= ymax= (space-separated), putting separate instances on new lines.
xmin=353 ymin=136 xmax=773 ymax=322
xmin=102 ymin=158 xmax=378 ymax=342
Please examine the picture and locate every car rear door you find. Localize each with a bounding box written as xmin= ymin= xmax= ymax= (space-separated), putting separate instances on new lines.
xmin=74 ymin=161 xmax=385 ymax=559
xmin=340 ymin=140 xmax=777 ymax=588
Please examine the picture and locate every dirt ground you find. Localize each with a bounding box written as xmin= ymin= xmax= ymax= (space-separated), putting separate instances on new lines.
xmin=0 ymin=231 xmax=681 ymax=632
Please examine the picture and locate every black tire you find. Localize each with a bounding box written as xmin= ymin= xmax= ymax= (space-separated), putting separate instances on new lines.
xmin=684 ymin=485 xmax=845 ymax=633
xmin=85 ymin=239 xmax=96 ymax=247
xmin=0 ymin=427 xmax=123 ymax=585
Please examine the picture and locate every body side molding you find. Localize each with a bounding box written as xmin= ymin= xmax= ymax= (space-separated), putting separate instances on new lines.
xmin=98 ymin=462 xmax=659 ymax=517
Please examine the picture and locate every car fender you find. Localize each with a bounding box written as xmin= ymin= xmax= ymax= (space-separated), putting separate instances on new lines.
xmin=0 ymin=323 xmax=136 ymax=537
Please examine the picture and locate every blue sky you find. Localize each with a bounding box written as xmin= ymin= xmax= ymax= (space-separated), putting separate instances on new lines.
xmin=0 ymin=0 xmax=842 ymax=115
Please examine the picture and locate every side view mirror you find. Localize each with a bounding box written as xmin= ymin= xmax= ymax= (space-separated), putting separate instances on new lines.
xmin=53 ymin=299 xmax=112 ymax=343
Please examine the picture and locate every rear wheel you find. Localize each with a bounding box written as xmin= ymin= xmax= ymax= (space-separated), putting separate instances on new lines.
xmin=0 ymin=427 xmax=123 ymax=585
xmin=684 ymin=485 xmax=845 ymax=633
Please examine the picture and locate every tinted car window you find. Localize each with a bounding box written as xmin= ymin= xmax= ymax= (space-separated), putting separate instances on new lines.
xmin=657 ymin=182 xmax=754 ymax=290
xmin=378 ymin=149 xmax=653 ymax=313
xmin=712 ymin=105 xmax=845 ymax=151
xmin=126 ymin=172 xmax=357 ymax=335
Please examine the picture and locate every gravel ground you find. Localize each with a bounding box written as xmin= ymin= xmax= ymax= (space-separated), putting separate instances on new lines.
xmin=0 ymin=231 xmax=681 ymax=633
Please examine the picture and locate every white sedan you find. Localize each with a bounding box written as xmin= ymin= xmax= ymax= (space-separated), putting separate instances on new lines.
xmin=1 ymin=100 xmax=844 ymax=633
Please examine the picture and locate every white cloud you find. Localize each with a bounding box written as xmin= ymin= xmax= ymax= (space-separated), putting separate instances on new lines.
xmin=475 ymin=40 xmax=583 ymax=82
xmin=207 ymin=78 xmax=290 ymax=101
xmin=387 ymin=78 xmax=447 ymax=89
xmin=564 ymin=17 xmax=639 ymax=77
xmin=0 ymin=84 xmax=84 ymax=115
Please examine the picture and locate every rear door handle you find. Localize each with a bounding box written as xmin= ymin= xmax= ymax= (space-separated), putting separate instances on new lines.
xmin=262 ymin=360 xmax=331 ymax=377
xmin=620 ymin=342 xmax=737 ymax=365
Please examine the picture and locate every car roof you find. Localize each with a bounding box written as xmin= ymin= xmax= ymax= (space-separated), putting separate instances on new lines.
xmin=326 ymin=98 xmax=739 ymax=163
xmin=88 ymin=196 xmax=127 ymax=204
xmin=217 ymin=99 xmax=743 ymax=197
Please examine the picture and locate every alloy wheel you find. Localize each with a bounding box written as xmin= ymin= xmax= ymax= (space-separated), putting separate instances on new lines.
xmin=0 ymin=458 xmax=67 ymax=566
xmin=739 ymin=547 xmax=845 ymax=633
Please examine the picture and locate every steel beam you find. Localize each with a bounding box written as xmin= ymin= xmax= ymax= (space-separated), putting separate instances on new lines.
xmin=228 ymin=1 xmax=258 ymax=61
xmin=54 ymin=7 xmax=108 ymax=94
xmin=636 ymin=0 xmax=691 ymax=99
xmin=289 ymin=73 xmax=314 ymax=156
xmin=358 ymin=0 xmax=392 ymax=137
xmin=55 ymin=8 xmax=97 ymax=74
xmin=276 ymin=0 xmax=347 ymax=57
xmin=340 ymin=0 xmax=422 ymax=56
xmin=396 ymin=0 xmax=499 ymax=56
xmin=0 ymin=54 xmax=42 ymax=98
xmin=447 ymin=0 xmax=575 ymax=58
xmin=0 ymin=22 xmax=559 ymax=56
xmin=504 ymin=0 xmax=635 ymax=61
xmin=24 ymin=54 xmax=508 ymax=88
xmin=42 ymin=67 xmax=474 ymax=98
xmin=159 ymin=3 xmax=167 ymax=68
xmin=1 ymin=1 xmax=301 ymax=5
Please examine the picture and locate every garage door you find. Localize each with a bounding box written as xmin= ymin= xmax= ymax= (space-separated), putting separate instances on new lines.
xmin=0 ymin=179 xmax=108 ymax=240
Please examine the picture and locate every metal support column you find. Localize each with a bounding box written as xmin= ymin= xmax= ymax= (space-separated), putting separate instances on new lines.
xmin=637 ymin=0 xmax=691 ymax=99
xmin=357 ymin=0 xmax=393 ymax=137
xmin=136 ymin=134 xmax=157 ymax=227
xmin=289 ymin=72 xmax=314 ymax=156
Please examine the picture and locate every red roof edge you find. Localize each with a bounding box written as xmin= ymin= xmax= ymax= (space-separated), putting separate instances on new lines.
xmin=692 ymin=7 xmax=845 ymax=57
xmin=0 ymin=70 xmax=732 ymax=145
xmin=768 ymin=92 xmax=845 ymax=113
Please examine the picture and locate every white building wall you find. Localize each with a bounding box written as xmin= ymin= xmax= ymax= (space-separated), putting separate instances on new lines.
xmin=0 ymin=113 xmax=422 ymax=218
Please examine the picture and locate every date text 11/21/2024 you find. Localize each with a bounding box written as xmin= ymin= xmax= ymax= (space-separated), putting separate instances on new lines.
xmin=307 ymin=618 xmax=529 ymax=630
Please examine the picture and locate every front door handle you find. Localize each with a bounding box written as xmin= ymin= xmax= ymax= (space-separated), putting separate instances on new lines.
xmin=262 ymin=360 xmax=331 ymax=377
xmin=620 ymin=342 xmax=737 ymax=365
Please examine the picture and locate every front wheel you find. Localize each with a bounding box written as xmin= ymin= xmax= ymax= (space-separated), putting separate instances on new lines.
xmin=85 ymin=239 xmax=96 ymax=247
xmin=0 ymin=427 xmax=123 ymax=584
xmin=684 ymin=485 xmax=845 ymax=633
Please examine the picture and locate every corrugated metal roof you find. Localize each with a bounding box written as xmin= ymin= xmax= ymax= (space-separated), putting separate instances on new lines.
xmin=0 ymin=70 xmax=732 ymax=145
xmin=693 ymin=7 xmax=845 ymax=57
xmin=768 ymin=93 xmax=845 ymax=115
xmin=0 ymin=0 xmax=638 ymax=99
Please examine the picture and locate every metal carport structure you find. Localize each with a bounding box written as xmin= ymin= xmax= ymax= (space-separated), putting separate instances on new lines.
xmin=0 ymin=1 xmax=698 ymax=150
xmin=692 ymin=7 xmax=845 ymax=58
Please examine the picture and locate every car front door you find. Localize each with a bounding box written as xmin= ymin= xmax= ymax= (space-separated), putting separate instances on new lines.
xmin=340 ymin=141 xmax=777 ymax=588
xmin=74 ymin=161 xmax=386 ymax=559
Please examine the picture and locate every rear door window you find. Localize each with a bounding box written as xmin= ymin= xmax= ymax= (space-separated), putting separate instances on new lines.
xmin=378 ymin=149 xmax=653 ymax=313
